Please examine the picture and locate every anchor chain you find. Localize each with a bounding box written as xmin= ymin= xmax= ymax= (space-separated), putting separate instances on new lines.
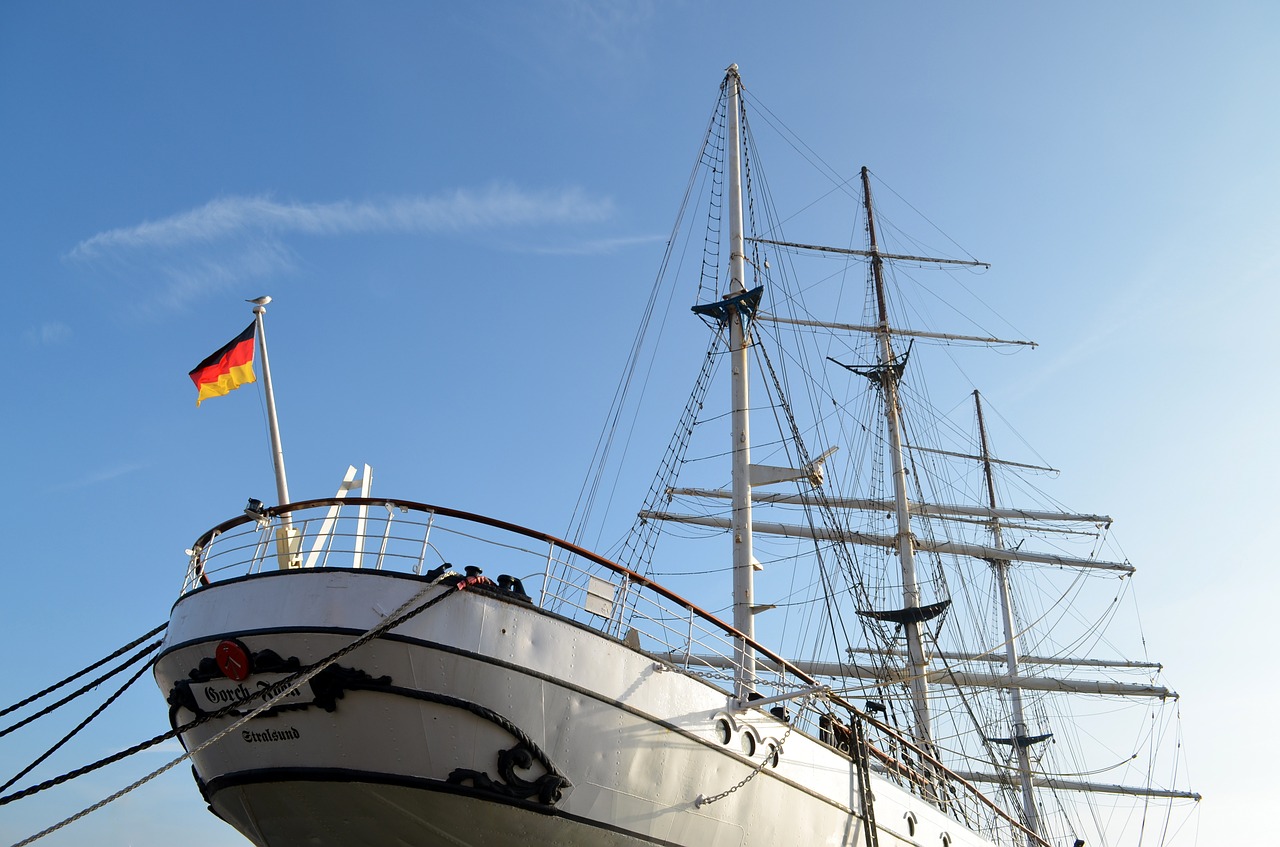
xmin=695 ymin=695 xmax=811 ymax=808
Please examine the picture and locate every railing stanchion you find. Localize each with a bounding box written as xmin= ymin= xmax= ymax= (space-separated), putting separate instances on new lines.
xmin=540 ymin=542 xmax=556 ymax=609
xmin=374 ymin=502 xmax=395 ymax=571
xmin=684 ymin=608 xmax=695 ymax=668
xmin=415 ymin=510 xmax=436 ymax=575
xmin=251 ymin=521 xmax=271 ymax=573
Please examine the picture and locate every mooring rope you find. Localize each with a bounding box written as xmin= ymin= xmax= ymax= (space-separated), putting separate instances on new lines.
xmin=6 ymin=575 xmax=473 ymax=846
xmin=0 ymin=623 xmax=167 ymax=721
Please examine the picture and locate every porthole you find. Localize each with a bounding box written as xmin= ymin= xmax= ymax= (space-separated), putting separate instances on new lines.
xmin=904 ymin=812 xmax=917 ymax=837
xmin=739 ymin=730 xmax=757 ymax=757
xmin=714 ymin=718 xmax=732 ymax=745
xmin=940 ymin=835 xmax=951 ymax=847
xmin=764 ymin=742 xmax=780 ymax=768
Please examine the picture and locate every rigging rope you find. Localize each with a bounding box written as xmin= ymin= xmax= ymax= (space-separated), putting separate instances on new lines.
xmin=0 ymin=643 xmax=162 ymax=794
xmin=565 ymin=78 xmax=729 ymax=552
xmin=615 ymin=334 xmax=720 ymax=581
xmin=0 ymin=622 xmax=166 ymax=720
xmin=3 ymin=576 xmax=472 ymax=845
xmin=0 ymin=637 xmax=163 ymax=741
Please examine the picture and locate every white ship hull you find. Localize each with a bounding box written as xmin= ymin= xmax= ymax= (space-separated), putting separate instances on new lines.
xmin=155 ymin=568 xmax=994 ymax=847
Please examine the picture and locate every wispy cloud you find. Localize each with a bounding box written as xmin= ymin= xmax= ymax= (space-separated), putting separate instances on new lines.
xmin=48 ymin=461 xmax=148 ymax=492
xmin=558 ymin=0 xmax=657 ymax=58
xmin=66 ymin=185 xmax=620 ymax=316
xmin=23 ymin=321 xmax=72 ymax=346
xmin=143 ymin=739 xmax=187 ymax=755
xmin=531 ymin=234 xmax=666 ymax=256
xmin=69 ymin=185 xmax=615 ymax=259
xmin=146 ymin=239 xmax=298 ymax=314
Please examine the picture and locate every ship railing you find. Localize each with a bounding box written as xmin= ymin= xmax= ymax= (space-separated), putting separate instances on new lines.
xmin=540 ymin=550 xmax=747 ymax=674
xmin=183 ymin=497 xmax=1047 ymax=847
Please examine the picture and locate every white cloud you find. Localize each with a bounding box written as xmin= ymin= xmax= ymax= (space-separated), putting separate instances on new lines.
xmin=531 ymin=233 xmax=666 ymax=256
xmin=144 ymin=740 xmax=188 ymax=755
xmin=23 ymin=321 xmax=72 ymax=345
xmin=142 ymin=239 xmax=298 ymax=316
xmin=66 ymin=184 xmax=622 ymax=317
xmin=48 ymin=461 xmax=148 ymax=492
xmin=69 ymin=186 xmax=615 ymax=259
xmin=558 ymin=0 xmax=656 ymax=57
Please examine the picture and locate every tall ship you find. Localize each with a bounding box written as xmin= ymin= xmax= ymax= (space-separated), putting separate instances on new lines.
xmin=142 ymin=66 xmax=1197 ymax=846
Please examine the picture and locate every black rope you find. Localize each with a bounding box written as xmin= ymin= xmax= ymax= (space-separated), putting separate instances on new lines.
xmin=0 ymin=580 xmax=463 ymax=809
xmin=0 ymin=720 xmax=178 ymax=808
xmin=616 ymin=333 xmax=720 ymax=582
xmin=0 ymin=623 xmax=167 ymax=720
xmin=1 ymin=655 xmax=159 ymax=793
xmin=0 ymin=639 xmax=163 ymax=740
xmin=563 ymin=75 xmax=728 ymax=551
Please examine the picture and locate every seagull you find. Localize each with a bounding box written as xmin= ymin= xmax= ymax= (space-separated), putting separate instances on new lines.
xmin=246 ymin=295 xmax=272 ymax=305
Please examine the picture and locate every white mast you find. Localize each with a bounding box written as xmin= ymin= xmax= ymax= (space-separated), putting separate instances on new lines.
xmin=725 ymin=64 xmax=757 ymax=699
xmin=975 ymin=390 xmax=1040 ymax=842
xmin=861 ymin=167 xmax=934 ymax=750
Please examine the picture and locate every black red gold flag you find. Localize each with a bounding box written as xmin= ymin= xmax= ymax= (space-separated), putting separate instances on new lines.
xmin=189 ymin=322 xmax=257 ymax=406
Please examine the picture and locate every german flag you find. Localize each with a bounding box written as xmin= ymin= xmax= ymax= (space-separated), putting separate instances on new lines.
xmin=189 ymin=322 xmax=257 ymax=406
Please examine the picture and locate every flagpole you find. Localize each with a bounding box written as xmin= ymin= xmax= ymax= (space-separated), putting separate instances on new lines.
xmin=251 ymin=301 xmax=302 ymax=570
xmin=252 ymin=302 xmax=291 ymax=508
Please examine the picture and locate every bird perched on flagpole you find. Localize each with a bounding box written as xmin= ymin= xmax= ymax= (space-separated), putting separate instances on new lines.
xmin=246 ymin=295 xmax=272 ymax=305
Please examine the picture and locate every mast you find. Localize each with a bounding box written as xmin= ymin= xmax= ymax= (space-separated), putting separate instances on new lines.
xmin=975 ymin=390 xmax=1041 ymax=841
xmin=861 ymin=167 xmax=934 ymax=749
xmin=725 ymin=64 xmax=757 ymax=699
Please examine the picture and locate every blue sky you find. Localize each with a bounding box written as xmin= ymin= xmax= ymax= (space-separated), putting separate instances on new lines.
xmin=3 ymin=2 xmax=1277 ymax=844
